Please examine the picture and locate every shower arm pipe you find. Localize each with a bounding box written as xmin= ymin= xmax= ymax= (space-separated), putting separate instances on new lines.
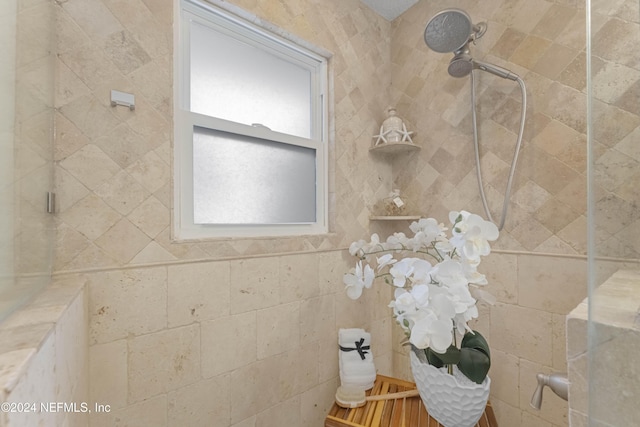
xmin=470 ymin=69 xmax=527 ymax=230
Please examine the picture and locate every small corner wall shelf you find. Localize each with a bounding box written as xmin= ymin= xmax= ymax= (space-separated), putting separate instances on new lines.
xmin=370 ymin=215 xmax=421 ymax=221
xmin=369 ymin=141 xmax=420 ymax=154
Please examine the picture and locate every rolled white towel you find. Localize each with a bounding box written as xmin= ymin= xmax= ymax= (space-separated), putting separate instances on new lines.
xmin=338 ymin=328 xmax=376 ymax=390
xmin=339 ymin=329 xmax=373 ymax=362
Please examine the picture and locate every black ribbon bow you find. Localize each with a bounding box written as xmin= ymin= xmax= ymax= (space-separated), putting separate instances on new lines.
xmin=339 ymin=338 xmax=370 ymax=360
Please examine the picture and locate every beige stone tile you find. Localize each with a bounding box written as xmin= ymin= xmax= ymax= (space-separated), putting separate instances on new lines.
xmin=491 ymin=28 xmax=527 ymax=60
xmin=490 ymin=398 xmax=522 ymax=427
xmin=510 ymin=35 xmax=552 ymax=70
xmin=94 ymin=218 xmax=151 ymax=264
xmin=517 ymin=255 xmax=586 ymax=314
xmin=592 ymin=17 xmax=640 ymax=69
xmin=489 ymin=349 xmax=520 ymax=408
xmin=53 ymin=222 xmax=91 ymax=270
xmin=62 ymin=242 xmax=120 ymax=271
xmin=59 ymin=194 xmax=121 ymax=241
xmin=128 ymin=324 xmax=200 ymax=403
xmin=490 ymin=303 xmax=553 ymax=365
xmin=229 ymin=258 xmax=280 ymax=314
xmin=279 ymin=253 xmax=320 ymax=304
xmin=533 ymin=43 xmax=579 ymax=80
xmin=551 ymin=313 xmax=567 ymax=371
xmin=4 ymin=336 xmax=57 ymax=426
xmin=594 ymin=149 xmax=638 ymax=193
xmin=231 ymin=416 xmax=256 ymax=427
xmin=318 ymin=250 xmax=349 ymax=295
xmin=229 ymin=357 xmax=280 ymax=423
xmin=300 ymin=378 xmax=339 ymax=427
xmin=54 ymin=165 xmax=90 ymax=214
xmin=128 ymin=54 xmax=173 ymax=118
xmin=89 ymin=339 xmax=127 ymax=410
xmin=87 ymin=267 xmax=167 ymax=344
xmin=168 ymin=261 xmax=230 ymax=328
xmin=592 ymin=61 xmax=640 ymax=105
xmin=300 ymin=295 xmax=335 ymax=345
xmin=54 ymin=112 xmax=89 ymax=162
xmin=94 ymin=122 xmax=156 ymax=169
xmin=521 ymin=411 xmax=553 ymax=427
xmin=102 ymin=0 xmax=171 ymax=59
xmin=532 ymin=4 xmax=577 ymax=40
xmin=55 ymin=57 xmax=91 ymax=109
xmin=317 ymin=333 xmax=339 ymax=383
xmin=256 ymin=302 xmax=300 ymax=359
xmin=54 ymin=289 xmax=88 ymax=404
xmin=167 ymin=374 xmax=231 ymax=427
xmin=127 ymin=195 xmax=170 ymax=239
xmin=60 ymin=0 xmax=123 ymax=43
xmin=103 ymin=29 xmax=151 ymax=75
xmin=129 ymin=241 xmax=177 ymax=264
xmin=94 ymin=170 xmax=150 ymax=216
xmin=541 ymin=82 xmax=587 ymax=134
xmin=201 ymin=312 xmax=257 ymax=378
xmin=510 ymin=0 xmax=554 ymax=34
xmin=255 ymin=396 xmax=301 ymax=427
xmin=58 ymin=42 xmax=126 ymax=92
xmin=483 ymin=252 xmax=518 ymax=304
xmin=60 ymin=144 xmax=121 ymax=191
xmin=112 ymin=394 xmax=167 ymax=427
xmin=125 ymin=150 xmax=170 ymax=194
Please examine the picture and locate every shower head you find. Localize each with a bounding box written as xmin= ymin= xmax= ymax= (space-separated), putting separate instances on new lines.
xmin=424 ymin=8 xmax=486 ymax=53
xmin=446 ymin=50 xmax=519 ymax=81
xmin=448 ymin=51 xmax=474 ymax=78
xmin=425 ymin=9 xmax=520 ymax=81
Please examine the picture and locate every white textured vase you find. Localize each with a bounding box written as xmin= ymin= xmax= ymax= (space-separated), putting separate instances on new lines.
xmin=410 ymin=351 xmax=491 ymax=427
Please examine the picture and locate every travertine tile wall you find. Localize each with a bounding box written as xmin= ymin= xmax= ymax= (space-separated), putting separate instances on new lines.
xmin=389 ymin=0 xmax=640 ymax=426
xmin=54 ymin=0 xmax=394 ymax=426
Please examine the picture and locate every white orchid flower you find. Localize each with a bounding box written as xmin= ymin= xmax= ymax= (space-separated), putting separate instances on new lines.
xmin=349 ymin=239 xmax=367 ymax=256
xmin=376 ymin=254 xmax=396 ymax=272
xmin=389 ymin=258 xmax=415 ymax=287
xmin=409 ymin=217 xmax=446 ymax=242
xmin=432 ymin=259 xmax=468 ymax=289
xmin=343 ymin=261 xmax=374 ymax=300
xmin=449 ymin=210 xmax=499 ymax=263
xmin=409 ymin=311 xmax=454 ymax=353
xmin=410 ymin=259 xmax=433 ymax=286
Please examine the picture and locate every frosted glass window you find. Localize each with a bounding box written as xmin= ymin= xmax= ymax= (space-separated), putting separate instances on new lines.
xmin=193 ymin=127 xmax=316 ymax=224
xmin=190 ymin=20 xmax=312 ymax=139
xmin=175 ymin=0 xmax=328 ymax=239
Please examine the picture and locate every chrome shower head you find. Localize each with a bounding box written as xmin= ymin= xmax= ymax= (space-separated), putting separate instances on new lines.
xmin=425 ymin=9 xmax=519 ymax=81
xmin=424 ymin=9 xmax=486 ymax=54
xmin=448 ymin=51 xmax=473 ymax=78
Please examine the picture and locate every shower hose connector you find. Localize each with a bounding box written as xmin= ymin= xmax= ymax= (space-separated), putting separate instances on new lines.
xmin=530 ymin=372 xmax=569 ymax=410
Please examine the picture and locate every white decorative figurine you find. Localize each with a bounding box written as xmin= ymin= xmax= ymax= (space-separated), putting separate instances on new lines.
xmin=373 ymin=107 xmax=414 ymax=146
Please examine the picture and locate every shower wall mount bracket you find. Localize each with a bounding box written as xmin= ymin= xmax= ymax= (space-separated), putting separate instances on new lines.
xmin=110 ymin=90 xmax=135 ymax=111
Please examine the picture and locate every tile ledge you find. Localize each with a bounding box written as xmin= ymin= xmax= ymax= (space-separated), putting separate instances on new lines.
xmin=0 ymin=275 xmax=86 ymax=395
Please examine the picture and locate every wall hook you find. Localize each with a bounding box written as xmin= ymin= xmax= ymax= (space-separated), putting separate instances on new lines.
xmin=110 ymin=90 xmax=135 ymax=111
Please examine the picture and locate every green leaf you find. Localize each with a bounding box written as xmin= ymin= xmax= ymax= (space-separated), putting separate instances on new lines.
xmin=460 ymin=330 xmax=491 ymax=358
xmin=457 ymin=331 xmax=491 ymax=384
xmin=426 ymin=345 xmax=460 ymax=367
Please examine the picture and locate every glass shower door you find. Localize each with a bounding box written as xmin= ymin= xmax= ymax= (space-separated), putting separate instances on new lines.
xmin=585 ymin=0 xmax=640 ymax=424
xmin=0 ymin=0 xmax=55 ymax=322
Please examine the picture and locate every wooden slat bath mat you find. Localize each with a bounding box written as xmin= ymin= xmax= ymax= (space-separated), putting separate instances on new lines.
xmin=325 ymin=375 xmax=498 ymax=427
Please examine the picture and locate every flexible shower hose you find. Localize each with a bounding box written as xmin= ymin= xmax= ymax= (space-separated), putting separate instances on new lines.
xmin=470 ymin=71 xmax=527 ymax=230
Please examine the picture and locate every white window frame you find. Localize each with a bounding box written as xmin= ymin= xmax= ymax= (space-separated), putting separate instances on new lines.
xmin=174 ymin=0 xmax=329 ymax=240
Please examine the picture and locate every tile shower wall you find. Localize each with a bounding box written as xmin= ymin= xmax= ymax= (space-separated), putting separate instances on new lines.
xmin=389 ymin=0 xmax=640 ymax=426
xmin=54 ymin=0 xmax=394 ymax=426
